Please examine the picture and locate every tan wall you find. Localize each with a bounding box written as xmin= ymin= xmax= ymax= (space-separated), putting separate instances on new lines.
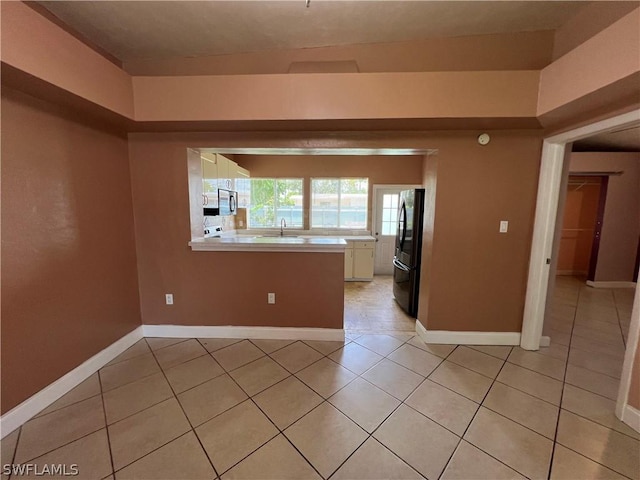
xmin=1 ymin=88 xmax=141 ymax=414
xmin=128 ymin=130 xmax=541 ymax=334
xmin=421 ymin=132 xmax=542 ymax=331
xmin=629 ymin=339 xmax=640 ymax=410
xmin=127 ymin=136 xmax=344 ymax=329
xmin=235 ymin=154 xmax=423 ymax=230
xmin=569 ymin=152 xmax=640 ymax=282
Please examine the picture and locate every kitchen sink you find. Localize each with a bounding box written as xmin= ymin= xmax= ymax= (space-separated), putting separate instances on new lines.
xmin=256 ymin=234 xmax=299 ymax=238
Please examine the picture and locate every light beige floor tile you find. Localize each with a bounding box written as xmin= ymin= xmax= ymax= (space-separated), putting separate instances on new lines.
xmin=429 ymin=361 xmax=492 ymax=403
xmin=221 ymin=435 xmax=321 ymax=480
xmin=468 ymin=345 xmax=513 ymax=360
xmin=99 ymin=353 xmax=161 ymax=392
xmin=250 ymin=339 xmax=294 ymax=354
xmin=353 ymin=334 xmax=404 ymax=356
xmin=389 ymin=333 xmax=416 ymax=342
xmin=568 ymin=348 xmax=622 ymax=379
xmin=36 ymin=374 xmax=101 ymax=417
xmin=145 ymin=338 xmax=188 ymax=351
xmin=441 ymin=440 xmax=526 ymax=480
xmin=115 ymin=431 xmax=215 ymax=480
xmin=571 ymin=325 xmax=625 ymax=347
xmin=570 ymin=336 xmax=625 ymax=359
xmin=302 ymin=339 xmax=348 ymax=355
xmin=331 ymin=438 xmax=421 ymax=480
xmin=565 ymin=364 xmax=620 ymax=401
xmin=361 ymin=359 xmax=424 ymax=401
xmin=284 ymin=402 xmax=367 ymax=478
xmin=556 ymin=410 xmax=639 ymax=479
xmin=483 ymin=382 xmax=559 ymax=439
xmin=1 ymin=428 xmax=20 ymax=480
xmin=177 ymin=374 xmax=248 ymax=426
xmin=549 ymin=329 xmax=571 ymax=347
xmin=550 ymin=444 xmax=628 ymax=480
xmin=448 ymin=346 xmax=504 ymax=378
xmin=562 ymin=384 xmax=639 ymax=439
xmin=270 ymin=342 xmax=324 ymax=373
xmin=464 ymin=407 xmax=553 ymax=480
xmin=103 ymin=372 xmax=173 ymax=425
xmin=328 ymin=342 xmax=383 ymax=375
xmin=105 ymin=340 xmax=151 ymax=367
xmin=19 ymin=429 xmax=111 ymax=480
xmin=405 ymin=379 xmax=478 ymax=436
xmin=496 ymin=362 xmax=563 ymax=405
xmin=253 ymin=376 xmax=323 ymax=429
xmin=373 ymin=404 xmax=459 ymax=480
xmin=164 ymin=354 xmax=225 ymax=393
xmin=406 ymin=337 xmax=456 ymax=358
xmin=387 ymin=343 xmax=443 ymax=376
xmin=15 ymin=396 xmax=105 ymax=463
xmin=198 ymin=337 xmax=242 ymax=352
xmin=295 ymin=357 xmax=357 ymax=398
xmin=212 ymin=340 xmax=265 ymax=372
xmin=508 ymin=348 xmax=566 ymax=380
xmin=537 ymin=343 xmax=570 ymax=361
xmin=154 ymin=339 xmax=208 ymax=370
xmin=197 ymin=400 xmax=278 ymax=475
xmin=229 ymin=356 xmax=289 ymax=396
xmin=328 ymin=377 xmax=400 ymax=433
xmin=108 ymin=398 xmax=191 ymax=471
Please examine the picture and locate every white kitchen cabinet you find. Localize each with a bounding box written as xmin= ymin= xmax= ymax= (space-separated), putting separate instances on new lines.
xmin=216 ymin=154 xmax=236 ymax=190
xmin=344 ymin=244 xmax=354 ymax=279
xmin=344 ymin=240 xmax=374 ymax=281
xmin=201 ymin=153 xmax=218 ymax=207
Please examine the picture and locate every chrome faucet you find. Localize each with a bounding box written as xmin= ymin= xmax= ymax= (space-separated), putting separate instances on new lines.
xmin=280 ymin=218 xmax=287 ymax=236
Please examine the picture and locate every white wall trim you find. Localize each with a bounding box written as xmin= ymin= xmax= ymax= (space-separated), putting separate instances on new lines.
xmin=540 ymin=336 xmax=551 ymax=347
xmin=616 ymin=281 xmax=640 ymax=422
xmin=142 ymin=324 xmax=345 ymax=342
xmin=416 ymin=320 xmax=521 ymax=345
xmin=0 ymin=326 xmax=143 ymax=439
xmin=522 ymin=108 xmax=640 ymax=352
xmin=586 ymin=281 xmax=637 ymax=289
xmin=622 ymin=405 xmax=640 ymax=433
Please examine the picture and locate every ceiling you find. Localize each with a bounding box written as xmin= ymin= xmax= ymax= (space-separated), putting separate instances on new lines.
xmin=573 ymin=125 xmax=640 ymax=152
xmin=38 ymin=1 xmax=588 ymax=61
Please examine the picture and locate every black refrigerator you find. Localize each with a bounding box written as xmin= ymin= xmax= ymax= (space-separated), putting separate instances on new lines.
xmin=392 ymin=189 xmax=425 ymax=318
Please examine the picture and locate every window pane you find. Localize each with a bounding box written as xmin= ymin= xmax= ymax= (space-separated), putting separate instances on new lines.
xmin=383 ymin=194 xmax=391 ymax=209
xmin=249 ymin=178 xmax=303 ymax=228
xmin=311 ymin=178 xmax=368 ymax=229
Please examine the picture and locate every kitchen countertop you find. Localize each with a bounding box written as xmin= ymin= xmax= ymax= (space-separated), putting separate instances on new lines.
xmin=189 ymin=232 xmax=375 ymax=253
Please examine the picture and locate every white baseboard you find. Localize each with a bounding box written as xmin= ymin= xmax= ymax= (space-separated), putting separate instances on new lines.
xmin=586 ymin=281 xmax=636 ymax=289
xmin=415 ymin=320 xmax=521 ymax=345
xmin=0 ymin=326 xmax=143 ymax=439
xmin=622 ymin=404 xmax=640 ymax=433
xmin=540 ymin=336 xmax=551 ymax=347
xmin=142 ymin=324 xmax=345 ymax=342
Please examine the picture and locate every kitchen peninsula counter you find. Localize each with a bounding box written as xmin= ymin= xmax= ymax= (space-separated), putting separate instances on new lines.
xmin=189 ymin=235 xmax=349 ymax=253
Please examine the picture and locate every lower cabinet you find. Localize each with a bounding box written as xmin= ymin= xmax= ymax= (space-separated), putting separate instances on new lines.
xmin=344 ymin=241 xmax=374 ymax=281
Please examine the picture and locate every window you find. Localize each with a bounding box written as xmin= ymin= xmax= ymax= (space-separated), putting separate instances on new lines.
xmin=381 ymin=193 xmax=399 ymax=235
xmin=248 ymin=178 xmax=303 ymax=228
xmin=311 ymin=178 xmax=368 ymax=229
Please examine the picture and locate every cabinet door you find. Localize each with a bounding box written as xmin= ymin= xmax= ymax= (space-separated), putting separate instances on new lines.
xmin=216 ymin=154 xmax=234 ymax=190
xmin=201 ymin=155 xmax=218 ymax=206
xmin=344 ymin=248 xmax=354 ymax=279
xmin=353 ymin=248 xmax=374 ymax=279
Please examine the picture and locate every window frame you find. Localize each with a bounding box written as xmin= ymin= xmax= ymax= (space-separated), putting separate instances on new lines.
xmin=310 ymin=177 xmax=369 ymax=230
xmin=247 ymin=177 xmax=305 ymax=229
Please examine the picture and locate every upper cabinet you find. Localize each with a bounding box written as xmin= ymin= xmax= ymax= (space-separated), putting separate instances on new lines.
xmin=201 ymin=153 xmax=250 ymax=209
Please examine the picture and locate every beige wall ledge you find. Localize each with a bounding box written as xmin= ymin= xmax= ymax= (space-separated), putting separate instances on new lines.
xmin=189 ymin=236 xmax=347 ymax=253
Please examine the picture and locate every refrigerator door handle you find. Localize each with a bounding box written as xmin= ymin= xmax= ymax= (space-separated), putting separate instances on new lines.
xmin=399 ymin=202 xmax=407 ymax=249
xmin=393 ymin=258 xmax=411 ymax=272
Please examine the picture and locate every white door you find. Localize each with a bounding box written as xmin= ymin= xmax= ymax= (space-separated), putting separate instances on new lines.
xmin=373 ymin=188 xmax=402 ymax=274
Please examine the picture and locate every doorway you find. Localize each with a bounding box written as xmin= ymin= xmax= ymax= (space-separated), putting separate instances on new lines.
xmin=558 ymin=175 xmax=608 ymax=281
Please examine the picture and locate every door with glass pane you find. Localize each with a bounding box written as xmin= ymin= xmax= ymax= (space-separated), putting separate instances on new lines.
xmin=374 ymin=188 xmax=401 ymax=274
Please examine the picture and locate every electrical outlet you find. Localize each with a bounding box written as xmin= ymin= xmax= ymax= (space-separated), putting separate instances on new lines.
xmin=499 ymin=220 xmax=509 ymax=233
xmin=165 ymin=294 xmax=174 ymax=305
xmin=268 ymin=292 xmax=276 ymax=304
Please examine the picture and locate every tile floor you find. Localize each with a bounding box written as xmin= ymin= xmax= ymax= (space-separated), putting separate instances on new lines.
xmin=1 ymin=277 xmax=638 ymax=480
xmin=344 ymin=275 xmax=415 ymax=332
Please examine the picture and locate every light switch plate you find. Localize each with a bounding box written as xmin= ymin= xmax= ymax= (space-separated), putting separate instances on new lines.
xmin=268 ymin=292 xmax=276 ymax=304
xmin=499 ymin=221 xmax=509 ymax=233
